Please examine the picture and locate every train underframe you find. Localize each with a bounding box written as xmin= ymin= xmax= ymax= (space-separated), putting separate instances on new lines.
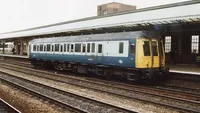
xmin=31 ymin=59 xmax=169 ymax=83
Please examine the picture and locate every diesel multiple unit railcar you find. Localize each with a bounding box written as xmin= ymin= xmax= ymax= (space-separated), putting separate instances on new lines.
xmin=29 ymin=31 xmax=169 ymax=83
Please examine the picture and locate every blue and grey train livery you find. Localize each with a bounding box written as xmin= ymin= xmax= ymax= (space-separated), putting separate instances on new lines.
xmin=29 ymin=31 xmax=169 ymax=83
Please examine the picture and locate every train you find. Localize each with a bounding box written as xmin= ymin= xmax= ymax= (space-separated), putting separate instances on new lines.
xmin=29 ymin=31 xmax=169 ymax=83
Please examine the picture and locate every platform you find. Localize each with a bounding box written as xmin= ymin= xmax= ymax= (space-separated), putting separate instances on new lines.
xmin=168 ymin=64 xmax=200 ymax=75
xmin=0 ymin=54 xmax=28 ymax=59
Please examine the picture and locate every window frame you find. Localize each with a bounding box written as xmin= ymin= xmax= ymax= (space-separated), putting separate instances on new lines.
xmin=47 ymin=44 xmax=51 ymax=52
xmin=119 ymin=42 xmax=124 ymax=54
xmin=91 ymin=43 xmax=95 ymax=53
xmin=98 ymin=44 xmax=103 ymax=53
xmin=191 ymin=35 xmax=199 ymax=54
xmin=165 ymin=36 xmax=171 ymax=53
xmin=143 ymin=41 xmax=151 ymax=56
xmin=33 ymin=45 xmax=37 ymax=51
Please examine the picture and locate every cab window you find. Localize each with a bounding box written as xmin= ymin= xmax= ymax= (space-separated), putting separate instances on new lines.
xmin=143 ymin=41 xmax=150 ymax=56
xmin=152 ymin=41 xmax=158 ymax=56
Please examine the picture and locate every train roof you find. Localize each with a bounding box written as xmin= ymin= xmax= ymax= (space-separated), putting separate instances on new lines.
xmin=29 ymin=31 xmax=159 ymax=44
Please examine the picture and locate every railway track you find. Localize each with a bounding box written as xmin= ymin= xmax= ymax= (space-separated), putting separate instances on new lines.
xmin=168 ymin=72 xmax=200 ymax=82
xmin=0 ymin=98 xmax=21 ymax=113
xmin=2 ymin=58 xmax=200 ymax=84
xmin=0 ymin=61 xmax=200 ymax=112
xmin=0 ymin=72 xmax=134 ymax=113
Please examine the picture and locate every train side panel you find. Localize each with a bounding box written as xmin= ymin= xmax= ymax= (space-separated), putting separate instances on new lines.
xmin=29 ymin=40 xmax=136 ymax=68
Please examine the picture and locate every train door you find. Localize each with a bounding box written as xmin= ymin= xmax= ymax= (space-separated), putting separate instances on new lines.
xmin=129 ymin=41 xmax=136 ymax=67
xmin=151 ymin=39 xmax=159 ymax=68
xmin=136 ymin=38 xmax=153 ymax=68
xmin=136 ymin=38 xmax=160 ymax=68
xmin=89 ymin=42 xmax=96 ymax=64
xmin=96 ymin=43 xmax=104 ymax=64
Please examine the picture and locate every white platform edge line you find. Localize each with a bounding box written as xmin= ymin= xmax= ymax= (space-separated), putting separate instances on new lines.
xmin=0 ymin=54 xmax=28 ymax=58
xmin=170 ymin=70 xmax=200 ymax=75
xmin=0 ymin=98 xmax=21 ymax=113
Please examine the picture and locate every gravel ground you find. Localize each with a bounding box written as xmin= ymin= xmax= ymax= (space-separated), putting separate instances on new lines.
xmin=0 ymin=83 xmax=70 ymax=113
xmin=0 ymin=67 xmax=180 ymax=113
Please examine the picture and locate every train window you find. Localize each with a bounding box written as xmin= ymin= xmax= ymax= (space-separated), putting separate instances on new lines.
xmin=75 ymin=43 xmax=81 ymax=52
xmin=55 ymin=44 xmax=59 ymax=52
xmin=92 ymin=43 xmax=95 ymax=53
xmin=33 ymin=45 xmax=36 ymax=51
xmin=40 ymin=45 xmax=43 ymax=51
xmin=37 ymin=45 xmax=39 ymax=51
xmin=87 ymin=43 xmax=90 ymax=53
xmin=152 ymin=41 xmax=158 ymax=56
xmin=60 ymin=45 xmax=63 ymax=52
xmin=71 ymin=44 xmax=74 ymax=52
xmin=98 ymin=44 xmax=102 ymax=53
xmin=119 ymin=42 xmax=124 ymax=54
xmin=143 ymin=41 xmax=151 ymax=56
xmin=82 ymin=44 xmax=86 ymax=53
xmin=44 ymin=45 xmax=47 ymax=51
xmin=47 ymin=44 xmax=51 ymax=51
xmin=64 ymin=44 xmax=66 ymax=52
xmin=52 ymin=45 xmax=54 ymax=52
xmin=130 ymin=43 xmax=135 ymax=54
xmin=67 ymin=44 xmax=70 ymax=52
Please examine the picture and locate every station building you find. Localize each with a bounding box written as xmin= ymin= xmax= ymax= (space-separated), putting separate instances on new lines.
xmin=97 ymin=2 xmax=136 ymax=16
xmin=0 ymin=0 xmax=200 ymax=65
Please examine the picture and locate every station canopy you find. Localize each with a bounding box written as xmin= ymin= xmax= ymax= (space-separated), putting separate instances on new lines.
xmin=0 ymin=0 xmax=200 ymax=40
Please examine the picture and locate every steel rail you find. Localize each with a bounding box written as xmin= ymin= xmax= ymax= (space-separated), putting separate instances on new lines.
xmin=0 ymin=72 xmax=136 ymax=113
xmin=0 ymin=62 xmax=200 ymax=112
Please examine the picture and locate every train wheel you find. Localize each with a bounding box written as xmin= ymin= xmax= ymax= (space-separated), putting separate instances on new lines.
xmin=104 ymin=71 xmax=113 ymax=80
xmin=72 ymin=66 xmax=77 ymax=75
xmin=147 ymin=69 xmax=156 ymax=85
xmin=53 ymin=63 xmax=64 ymax=70
xmin=126 ymin=72 xmax=139 ymax=83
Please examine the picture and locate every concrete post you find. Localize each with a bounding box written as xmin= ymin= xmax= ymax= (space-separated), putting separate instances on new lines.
xmin=20 ymin=42 xmax=23 ymax=55
xmin=26 ymin=40 xmax=29 ymax=56
xmin=2 ymin=42 xmax=5 ymax=54
xmin=15 ymin=42 xmax=19 ymax=55
xmin=1 ymin=40 xmax=6 ymax=54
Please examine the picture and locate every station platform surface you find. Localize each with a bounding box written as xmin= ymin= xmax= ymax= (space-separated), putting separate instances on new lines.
xmin=0 ymin=53 xmax=28 ymax=59
xmin=168 ymin=64 xmax=200 ymax=75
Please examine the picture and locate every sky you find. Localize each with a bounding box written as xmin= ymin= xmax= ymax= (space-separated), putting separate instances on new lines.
xmin=0 ymin=0 xmax=189 ymax=33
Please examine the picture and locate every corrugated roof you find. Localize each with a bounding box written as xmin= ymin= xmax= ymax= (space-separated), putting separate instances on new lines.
xmin=0 ymin=0 xmax=200 ymax=39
